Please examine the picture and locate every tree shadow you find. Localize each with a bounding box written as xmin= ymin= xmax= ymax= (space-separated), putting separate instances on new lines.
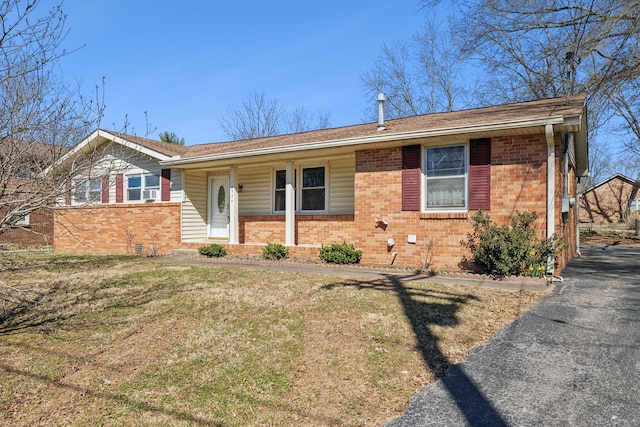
xmin=323 ymin=272 xmax=508 ymax=426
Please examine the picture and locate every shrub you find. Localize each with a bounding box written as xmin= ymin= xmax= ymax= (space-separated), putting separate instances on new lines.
xmin=319 ymin=242 xmax=362 ymax=264
xmin=198 ymin=243 xmax=227 ymax=258
xmin=463 ymin=211 xmax=557 ymax=277
xmin=262 ymin=243 xmax=289 ymax=260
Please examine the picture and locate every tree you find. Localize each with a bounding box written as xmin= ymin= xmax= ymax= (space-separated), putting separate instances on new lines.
xmin=286 ymin=104 xmax=330 ymax=134
xmin=1 ymin=1 xmax=99 ymax=300
xmin=365 ymin=0 xmax=640 ymax=176
xmin=158 ymin=131 xmax=185 ymax=145
xmin=455 ymin=0 xmax=640 ymax=181
xmin=360 ymin=19 xmax=474 ymax=120
xmin=220 ymin=90 xmax=330 ymax=141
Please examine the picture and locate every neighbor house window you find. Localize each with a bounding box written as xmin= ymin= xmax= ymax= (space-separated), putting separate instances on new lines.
xmin=73 ymin=178 xmax=101 ymax=204
xmin=9 ymin=211 xmax=29 ymax=226
xmin=301 ymin=166 xmax=325 ymax=211
xmin=127 ymin=173 xmax=159 ymax=201
xmin=273 ymin=166 xmax=325 ymax=212
xmin=424 ymin=145 xmax=467 ymax=209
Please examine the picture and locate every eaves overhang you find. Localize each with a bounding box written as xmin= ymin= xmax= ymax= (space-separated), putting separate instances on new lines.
xmin=162 ymin=116 xmax=568 ymax=168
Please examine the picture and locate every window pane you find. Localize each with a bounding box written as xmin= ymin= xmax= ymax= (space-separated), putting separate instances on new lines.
xmin=426 ymin=146 xmax=465 ymax=177
xmin=302 ymin=167 xmax=324 ymax=188
xmin=274 ymin=190 xmax=285 ymax=211
xmin=128 ymin=188 xmax=141 ymax=201
xmin=74 ymin=180 xmax=87 ymax=202
xmin=128 ymin=176 xmax=141 ymax=188
xmin=145 ymin=174 xmax=160 ymax=188
xmin=301 ymin=188 xmax=325 ymax=210
xmin=128 ymin=175 xmax=141 ymax=201
xmin=275 ymin=170 xmax=286 ymax=190
xmin=89 ymin=179 xmax=101 ymax=202
xmin=426 ymin=177 xmax=465 ymax=208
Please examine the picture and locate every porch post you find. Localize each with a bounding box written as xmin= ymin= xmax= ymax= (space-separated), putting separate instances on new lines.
xmin=285 ymin=161 xmax=295 ymax=246
xmin=229 ymin=166 xmax=239 ymax=244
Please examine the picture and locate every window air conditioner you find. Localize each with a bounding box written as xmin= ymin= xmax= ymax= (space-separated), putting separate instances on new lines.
xmin=143 ymin=189 xmax=159 ymax=200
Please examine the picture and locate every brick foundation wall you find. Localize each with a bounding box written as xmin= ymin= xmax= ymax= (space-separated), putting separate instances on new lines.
xmin=239 ymin=214 xmax=356 ymax=245
xmin=0 ymin=208 xmax=53 ymax=246
xmin=54 ymin=203 xmax=181 ymax=255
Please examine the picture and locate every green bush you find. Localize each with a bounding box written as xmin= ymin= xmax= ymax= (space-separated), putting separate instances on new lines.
xmin=463 ymin=211 xmax=556 ymax=277
xmin=262 ymin=243 xmax=289 ymax=260
xmin=319 ymin=242 xmax=362 ymax=264
xmin=198 ymin=243 xmax=227 ymax=258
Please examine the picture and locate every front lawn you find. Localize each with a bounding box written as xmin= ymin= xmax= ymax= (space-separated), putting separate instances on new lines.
xmin=0 ymin=254 xmax=546 ymax=426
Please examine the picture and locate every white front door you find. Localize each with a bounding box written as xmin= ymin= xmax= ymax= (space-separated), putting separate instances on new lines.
xmin=209 ymin=175 xmax=230 ymax=239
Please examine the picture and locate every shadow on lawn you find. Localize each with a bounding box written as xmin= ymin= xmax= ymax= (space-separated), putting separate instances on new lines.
xmin=323 ymin=272 xmax=508 ymax=427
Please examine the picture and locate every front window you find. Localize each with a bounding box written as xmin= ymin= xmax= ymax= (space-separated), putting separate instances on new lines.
xmin=301 ymin=167 xmax=325 ymax=211
xmin=127 ymin=175 xmax=141 ymax=201
xmin=274 ymin=170 xmax=287 ymax=212
xmin=273 ymin=166 xmax=325 ymax=212
xmin=425 ymin=145 xmax=467 ymax=209
xmin=73 ymin=178 xmax=101 ymax=204
xmin=127 ymin=173 xmax=159 ymax=201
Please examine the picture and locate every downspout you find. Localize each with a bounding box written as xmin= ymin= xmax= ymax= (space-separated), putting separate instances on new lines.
xmin=545 ymin=124 xmax=556 ymax=281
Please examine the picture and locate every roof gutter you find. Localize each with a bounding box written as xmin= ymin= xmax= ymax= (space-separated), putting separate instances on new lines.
xmin=161 ymin=116 xmax=567 ymax=167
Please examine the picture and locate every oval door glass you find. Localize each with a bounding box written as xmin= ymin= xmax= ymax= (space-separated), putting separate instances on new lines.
xmin=217 ymin=185 xmax=226 ymax=213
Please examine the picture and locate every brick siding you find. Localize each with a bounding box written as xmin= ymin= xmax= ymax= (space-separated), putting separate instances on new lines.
xmin=54 ymin=203 xmax=181 ymax=255
xmin=352 ymin=134 xmax=576 ymax=273
xmin=239 ymin=214 xmax=356 ymax=245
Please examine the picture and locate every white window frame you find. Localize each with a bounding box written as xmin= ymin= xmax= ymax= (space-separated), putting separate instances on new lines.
xmin=73 ymin=177 xmax=102 ymax=205
xmin=422 ymin=144 xmax=468 ymax=212
xmin=300 ymin=165 xmax=327 ymax=212
xmin=272 ymin=165 xmax=327 ymax=213
xmin=127 ymin=173 xmax=160 ymax=202
xmin=273 ymin=169 xmax=293 ymax=213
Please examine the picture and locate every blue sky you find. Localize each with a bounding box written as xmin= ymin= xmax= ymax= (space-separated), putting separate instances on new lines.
xmin=59 ymin=1 xmax=429 ymax=145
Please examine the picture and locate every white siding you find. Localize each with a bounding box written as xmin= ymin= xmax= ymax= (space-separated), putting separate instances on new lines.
xmin=233 ymin=159 xmax=355 ymax=215
xmin=63 ymin=144 xmax=182 ymax=205
xmin=109 ymin=151 xmax=162 ymax=203
xmin=182 ymin=170 xmax=208 ymax=242
xmin=238 ymin=167 xmax=272 ymax=215
xmin=169 ymin=168 xmax=183 ymax=202
xmin=328 ymin=158 xmax=355 ymax=213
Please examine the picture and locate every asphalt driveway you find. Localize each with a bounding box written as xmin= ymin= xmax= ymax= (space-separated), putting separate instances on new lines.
xmin=386 ymin=244 xmax=640 ymax=426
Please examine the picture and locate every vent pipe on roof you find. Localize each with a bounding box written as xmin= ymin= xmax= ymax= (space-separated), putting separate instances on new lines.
xmin=377 ymin=93 xmax=386 ymax=131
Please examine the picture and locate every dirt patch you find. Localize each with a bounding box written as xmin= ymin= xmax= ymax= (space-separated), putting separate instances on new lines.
xmin=581 ymin=233 xmax=640 ymax=246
